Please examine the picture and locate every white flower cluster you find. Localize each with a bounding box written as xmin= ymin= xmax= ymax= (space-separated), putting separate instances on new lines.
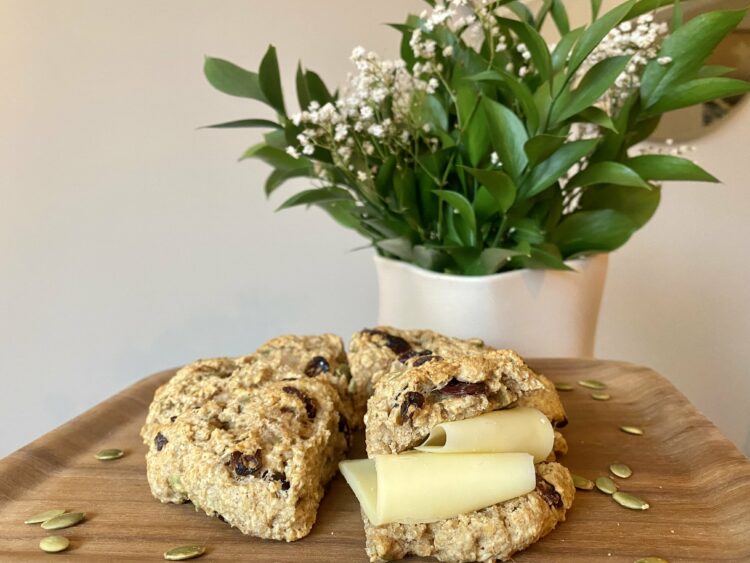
xmin=579 ymin=13 xmax=669 ymax=108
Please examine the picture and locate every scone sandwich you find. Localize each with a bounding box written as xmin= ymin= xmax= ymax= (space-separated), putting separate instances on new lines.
xmin=140 ymin=334 xmax=353 ymax=541
xmin=342 ymin=328 xmax=574 ymax=562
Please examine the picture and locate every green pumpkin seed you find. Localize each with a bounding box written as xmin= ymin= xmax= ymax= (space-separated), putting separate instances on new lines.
xmin=41 ymin=512 xmax=85 ymax=530
xmin=467 ymin=338 xmax=485 ymax=346
xmin=39 ymin=536 xmax=70 ymax=553
xmin=24 ymin=509 xmax=66 ymax=525
xmin=620 ymin=425 xmax=644 ymax=436
xmin=554 ymin=382 xmax=574 ymax=391
xmin=164 ymin=545 xmax=206 ymax=560
xmin=595 ymin=476 xmax=618 ymax=495
xmin=610 ymin=462 xmax=633 ymax=479
xmin=95 ymin=448 xmax=124 ymax=461
xmin=635 ymin=558 xmax=668 ymax=563
xmin=572 ymin=474 xmax=594 ymax=490
xmin=578 ymin=379 xmax=607 ymax=390
xmin=591 ymin=391 xmax=611 ymax=401
xmin=169 ymin=475 xmax=186 ymax=494
xmin=613 ymin=491 xmax=650 ymax=510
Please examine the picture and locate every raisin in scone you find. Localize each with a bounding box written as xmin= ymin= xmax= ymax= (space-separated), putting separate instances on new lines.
xmin=141 ymin=335 xmax=352 ymax=541
xmin=349 ymin=327 xmax=567 ymax=429
xmin=360 ymin=356 xmax=575 ymax=562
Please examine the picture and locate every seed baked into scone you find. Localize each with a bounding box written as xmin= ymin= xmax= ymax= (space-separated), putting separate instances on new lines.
xmin=359 ymin=339 xmax=575 ymax=562
xmin=140 ymin=334 xmax=352 ymax=541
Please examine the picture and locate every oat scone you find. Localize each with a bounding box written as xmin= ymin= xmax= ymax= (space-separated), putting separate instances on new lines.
xmin=349 ymin=327 xmax=566 ymax=428
xmin=362 ymin=461 xmax=575 ymax=563
xmin=141 ymin=335 xmax=352 ymax=541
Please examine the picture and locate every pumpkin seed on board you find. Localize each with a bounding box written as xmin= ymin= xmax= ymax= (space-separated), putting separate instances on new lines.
xmin=613 ymin=491 xmax=650 ymax=510
xmin=635 ymin=558 xmax=669 ymax=563
xmin=555 ymin=382 xmax=574 ymax=391
xmin=610 ymin=462 xmax=633 ymax=479
xmin=41 ymin=512 xmax=85 ymax=530
xmin=620 ymin=425 xmax=644 ymax=436
xmin=24 ymin=509 xmax=66 ymax=525
xmin=578 ymin=379 xmax=607 ymax=390
xmin=39 ymin=536 xmax=70 ymax=553
xmin=164 ymin=545 xmax=206 ymax=560
xmin=95 ymin=448 xmax=124 ymax=461
xmin=591 ymin=392 xmax=611 ymax=401
xmin=572 ymin=474 xmax=594 ymax=490
xmin=595 ymin=476 xmax=618 ymax=495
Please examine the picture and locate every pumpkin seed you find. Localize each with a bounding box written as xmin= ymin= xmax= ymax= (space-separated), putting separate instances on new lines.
xmin=95 ymin=448 xmax=124 ymax=461
xmin=39 ymin=536 xmax=70 ymax=553
xmin=578 ymin=379 xmax=607 ymax=390
xmin=41 ymin=512 xmax=85 ymax=530
xmin=467 ymin=338 xmax=485 ymax=346
xmin=24 ymin=509 xmax=66 ymax=525
xmin=613 ymin=491 xmax=650 ymax=510
xmin=635 ymin=558 xmax=669 ymax=563
xmin=572 ymin=474 xmax=594 ymax=490
xmin=591 ymin=391 xmax=611 ymax=401
xmin=164 ymin=545 xmax=206 ymax=560
xmin=595 ymin=476 xmax=618 ymax=495
xmin=554 ymin=383 xmax=574 ymax=391
xmin=169 ymin=474 xmax=186 ymax=494
xmin=620 ymin=425 xmax=644 ymax=436
xmin=610 ymin=462 xmax=633 ymax=479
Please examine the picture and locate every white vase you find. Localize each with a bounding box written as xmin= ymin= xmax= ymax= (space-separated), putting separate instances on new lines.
xmin=374 ymin=253 xmax=609 ymax=357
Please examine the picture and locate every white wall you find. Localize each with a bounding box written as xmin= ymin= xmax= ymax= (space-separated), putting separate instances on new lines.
xmin=1 ymin=0 xmax=748 ymax=458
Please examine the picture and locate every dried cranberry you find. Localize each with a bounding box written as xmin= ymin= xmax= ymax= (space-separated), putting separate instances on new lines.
xmin=555 ymin=417 xmax=569 ymax=429
xmin=154 ymin=432 xmax=168 ymax=451
xmin=263 ymin=470 xmax=291 ymax=491
xmin=304 ymin=356 xmax=330 ymax=377
xmin=338 ymin=414 xmax=350 ymax=436
xmin=229 ymin=449 xmax=262 ymax=477
xmin=363 ymin=329 xmax=412 ymax=355
xmin=536 ymin=476 xmax=563 ymax=508
xmin=413 ymin=354 xmax=442 ymax=367
xmin=399 ymin=349 xmax=433 ymax=363
xmin=399 ymin=391 xmax=425 ymax=423
xmin=170 ymin=416 xmax=177 ymax=423
xmin=438 ymin=378 xmax=487 ymax=397
xmin=282 ymin=386 xmax=317 ymax=419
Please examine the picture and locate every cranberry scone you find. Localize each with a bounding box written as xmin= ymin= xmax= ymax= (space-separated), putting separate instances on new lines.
xmin=343 ymin=344 xmax=575 ymax=562
xmin=140 ymin=334 xmax=352 ymax=541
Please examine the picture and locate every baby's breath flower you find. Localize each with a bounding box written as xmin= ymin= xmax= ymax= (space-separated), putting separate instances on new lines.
xmin=657 ymin=56 xmax=673 ymax=65
xmin=286 ymin=146 xmax=300 ymax=159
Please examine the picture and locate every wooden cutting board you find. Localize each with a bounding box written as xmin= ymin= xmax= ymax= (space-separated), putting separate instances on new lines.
xmin=1 ymin=359 xmax=748 ymax=562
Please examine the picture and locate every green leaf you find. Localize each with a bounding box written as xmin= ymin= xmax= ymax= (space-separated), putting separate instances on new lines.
xmin=482 ymin=98 xmax=529 ymax=181
xmin=566 ymin=162 xmax=652 ymax=190
xmin=497 ymin=18 xmax=552 ymax=81
xmin=457 ymin=86 xmax=489 ymax=167
xmin=393 ymin=167 xmax=420 ymax=224
xmin=590 ymin=0 xmax=603 ymax=20
xmin=572 ymin=106 xmax=617 ymax=131
xmin=524 ymin=135 xmax=566 ymax=167
xmin=434 ymin=190 xmax=477 ymax=241
xmin=421 ymin=95 xmax=449 ymax=132
xmin=375 ymin=156 xmax=397 ymax=197
xmin=516 ymin=244 xmax=573 ymax=270
xmin=377 ymin=237 xmax=414 ymax=261
xmin=319 ymin=200 xmax=365 ymax=234
xmin=520 ymin=139 xmax=598 ymax=199
xmin=626 ymin=155 xmax=719 ymax=183
xmin=625 ymin=0 xmax=686 ymax=20
xmin=204 ymin=57 xmax=267 ymax=103
xmin=640 ymin=10 xmax=746 ymax=108
xmin=568 ymin=0 xmax=635 ymax=76
xmin=276 ymin=187 xmax=352 ymax=210
xmin=552 ymin=55 xmax=631 ymax=124
xmin=646 ymin=77 xmax=750 ymax=114
xmin=506 ymin=1 xmax=535 ymax=24
xmin=465 ymin=71 xmax=539 ymax=133
xmin=479 ymin=247 xmax=525 ymax=275
xmin=201 ymin=118 xmax=281 ymax=129
xmin=264 ymin=167 xmax=311 ymax=197
xmin=241 ymin=143 xmax=305 ymax=171
xmin=413 ymin=245 xmax=448 ymax=271
xmin=550 ymin=0 xmax=571 ymax=35
xmin=579 ymin=183 xmax=661 ymax=228
xmin=305 ymin=70 xmax=334 ymax=105
xmin=296 ymin=63 xmax=311 ymax=110
xmin=259 ymin=45 xmax=286 ymax=115
xmin=462 ymin=167 xmax=517 ymax=213
xmin=672 ymin=0 xmax=683 ymax=30
xmin=698 ymin=65 xmax=735 ymax=78
xmin=552 ymin=27 xmax=584 ymax=73
xmin=552 ymin=209 xmax=637 ymax=256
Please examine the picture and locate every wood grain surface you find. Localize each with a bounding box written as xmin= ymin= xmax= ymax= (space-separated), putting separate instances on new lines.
xmin=1 ymin=359 xmax=748 ymax=562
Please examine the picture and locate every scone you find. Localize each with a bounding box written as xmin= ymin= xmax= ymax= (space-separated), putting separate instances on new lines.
xmin=354 ymin=347 xmax=575 ymax=562
xmin=140 ymin=334 xmax=352 ymax=541
xmin=351 ymin=327 xmax=568 ymax=456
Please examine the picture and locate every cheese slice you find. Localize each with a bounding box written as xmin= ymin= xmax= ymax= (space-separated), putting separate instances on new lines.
xmin=414 ymin=407 xmax=554 ymax=462
xmin=339 ymin=452 xmax=535 ymax=525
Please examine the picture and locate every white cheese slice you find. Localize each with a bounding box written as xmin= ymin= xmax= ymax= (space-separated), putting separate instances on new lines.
xmin=414 ymin=407 xmax=554 ymax=462
xmin=339 ymin=452 xmax=535 ymax=525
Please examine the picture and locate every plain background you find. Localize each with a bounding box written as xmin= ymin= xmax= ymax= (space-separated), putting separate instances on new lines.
xmin=1 ymin=0 xmax=748 ymax=458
